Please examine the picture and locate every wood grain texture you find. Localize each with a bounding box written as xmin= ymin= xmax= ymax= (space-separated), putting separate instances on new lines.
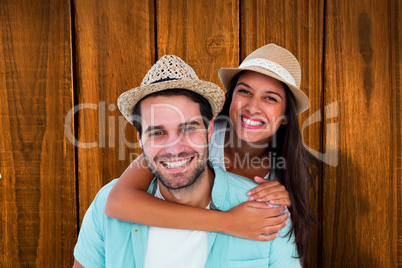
xmin=324 ymin=0 xmax=400 ymax=266
xmin=0 ymin=0 xmax=76 ymax=266
xmin=241 ymin=1 xmax=324 ymax=267
xmin=1 ymin=0 xmax=400 ymax=266
xmin=156 ymin=0 xmax=239 ymax=88
xmin=390 ymin=1 xmax=401 ymax=266
xmin=73 ymin=0 xmax=155 ymax=224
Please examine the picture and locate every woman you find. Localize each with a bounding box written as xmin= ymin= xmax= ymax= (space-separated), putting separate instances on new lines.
xmin=105 ymin=44 xmax=319 ymax=266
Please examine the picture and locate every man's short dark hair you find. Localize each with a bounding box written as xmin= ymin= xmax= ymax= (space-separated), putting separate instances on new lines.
xmin=132 ymin=89 xmax=213 ymax=138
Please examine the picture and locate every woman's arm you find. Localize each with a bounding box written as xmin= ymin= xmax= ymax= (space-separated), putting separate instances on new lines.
xmin=73 ymin=259 xmax=84 ymax=268
xmin=105 ymin=155 xmax=290 ymax=241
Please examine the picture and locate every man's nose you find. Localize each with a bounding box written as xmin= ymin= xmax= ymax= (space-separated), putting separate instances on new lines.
xmin=164 ymin=133 xmax=186 ymax=155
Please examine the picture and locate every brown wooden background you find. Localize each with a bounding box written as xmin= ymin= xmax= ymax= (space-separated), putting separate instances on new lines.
xmin=0 ymin=0 xmax=400 ymax=267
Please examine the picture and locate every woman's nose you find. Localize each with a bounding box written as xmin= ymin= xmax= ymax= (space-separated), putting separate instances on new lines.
xmin=245 ymin=97 xmax=261 ymax=114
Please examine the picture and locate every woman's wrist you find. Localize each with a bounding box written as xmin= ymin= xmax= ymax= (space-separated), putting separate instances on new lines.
xmin=191 ymin=209 xmax=229 ymax=234
xmin=211 ymin=210 xmax=232 ymax=234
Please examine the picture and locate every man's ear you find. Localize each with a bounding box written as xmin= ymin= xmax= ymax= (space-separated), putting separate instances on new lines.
xmin=207 ymin=120 xmax=214 ymax=142
xmin=137 ymin=132 xmax=143 ymax=148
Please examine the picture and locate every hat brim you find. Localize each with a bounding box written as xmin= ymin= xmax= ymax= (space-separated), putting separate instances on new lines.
xmin=118 ymin=79 xmax=225 ymax=125
xmin=218 ymin=66 xmax=310 ymax=115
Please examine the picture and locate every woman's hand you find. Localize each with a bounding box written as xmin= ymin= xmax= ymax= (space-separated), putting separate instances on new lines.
xmin=223 ymin=201 xmax=290 ymax=241
xmin=246 ymin=177 xmax=292 ymax=207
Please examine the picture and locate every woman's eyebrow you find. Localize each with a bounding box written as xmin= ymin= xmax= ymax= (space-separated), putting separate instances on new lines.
xmin=265 ymin=91 xmax=283 ymax=99
xmin=236 ymin=82 xmax=252 ymax=88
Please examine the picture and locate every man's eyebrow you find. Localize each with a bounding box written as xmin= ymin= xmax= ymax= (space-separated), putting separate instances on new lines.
xmin=179 ymin=120 xmax=202 ymax=127
xmin=144 ymin=125 xmax=164 ymax=134
xmin=144 ymin=121 xmax=202 ymax=134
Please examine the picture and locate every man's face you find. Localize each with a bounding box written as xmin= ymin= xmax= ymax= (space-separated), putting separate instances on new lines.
xmin=138 ymin=95 xmax=213 ymax=191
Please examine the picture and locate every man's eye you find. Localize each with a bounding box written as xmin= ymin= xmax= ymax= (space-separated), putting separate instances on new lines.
xmin=150 ymin=131 xmax=163 ymax=136
xmin=183 ymin=127 xmax=195 ymax=132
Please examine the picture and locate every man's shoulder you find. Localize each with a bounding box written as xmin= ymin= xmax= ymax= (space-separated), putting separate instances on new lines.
xmin=90 ymin=179 xmax=119 ymax=209
xmin=214 ymin=165 xmax=258 ymax=191
xmin=211 ymin=164 xmax=258 ymax=209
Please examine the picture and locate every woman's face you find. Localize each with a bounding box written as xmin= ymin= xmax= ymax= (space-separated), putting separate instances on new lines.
xmin=229 ymin=71 xmax=288 ymax=145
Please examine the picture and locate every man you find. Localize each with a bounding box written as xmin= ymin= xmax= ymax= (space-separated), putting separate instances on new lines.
xmin=73 ymin=55 xmax=300 ymax=267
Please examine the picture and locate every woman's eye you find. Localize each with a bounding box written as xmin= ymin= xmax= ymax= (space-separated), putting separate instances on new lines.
xmin=238 ymin=89 xmax=251 ymax=94
xmin=265 ymin=96 xmax=278 ymax=102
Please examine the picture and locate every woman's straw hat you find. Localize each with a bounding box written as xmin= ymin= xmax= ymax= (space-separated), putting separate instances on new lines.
xmin=218 ymin=44 xmax=310 ymax=115
xmin=118 ymin=55 xmax=225 ymax=124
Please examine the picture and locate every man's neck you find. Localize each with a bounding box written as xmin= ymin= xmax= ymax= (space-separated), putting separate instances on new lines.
xmin=158 ymin=165 xmax=214 ymax=209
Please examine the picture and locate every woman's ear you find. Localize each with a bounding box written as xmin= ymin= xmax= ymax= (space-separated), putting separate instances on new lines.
xmin=282 ymin=115 xmax=289 ymax=125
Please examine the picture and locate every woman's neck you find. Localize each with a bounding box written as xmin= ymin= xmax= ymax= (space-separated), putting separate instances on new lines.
xmin=223 ymin=129 xmax=271 ymax=179
xmin=224 ymin=129 xmax=270 ymax=159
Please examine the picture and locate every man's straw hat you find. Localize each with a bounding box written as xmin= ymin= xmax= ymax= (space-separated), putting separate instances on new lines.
xmin=118 ymin=55 xmax=225 ymax=124
xmin=218 ymin=44 xmax=310 ymax=115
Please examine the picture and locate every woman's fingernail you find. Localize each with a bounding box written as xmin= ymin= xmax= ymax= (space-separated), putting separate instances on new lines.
xmin=248 ymin=196 xmax=255 ymax=201
xmin=267 ymin=203 xmax=273 ymax=208
xmin=270 ymin=200 xmax=275 ymax=204
xmin=256 ymin=199 xmax=263 ymax=202
xmin=246 ymin=191 xmax=251 ymax=196
xmin=285 ymin=220 xmax=289 ymax=225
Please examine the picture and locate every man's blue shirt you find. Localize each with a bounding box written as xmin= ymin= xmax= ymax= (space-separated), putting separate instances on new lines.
xmin=74 ymin=163 xmax=301 ymax=267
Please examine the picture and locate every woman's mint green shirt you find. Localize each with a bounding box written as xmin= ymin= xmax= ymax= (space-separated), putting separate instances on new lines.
xmin=74 ymin=163 xmax=301 ymax=267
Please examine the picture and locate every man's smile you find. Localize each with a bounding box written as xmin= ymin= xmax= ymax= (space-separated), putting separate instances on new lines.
xmin=160 ymin=157 xmax=194 ymax=170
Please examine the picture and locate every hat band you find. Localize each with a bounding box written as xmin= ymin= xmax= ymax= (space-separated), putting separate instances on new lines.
xmin=239 ymin=58 xmax=296 ymax=87
xmin=150 ymin=77 xmax=180 ymax=84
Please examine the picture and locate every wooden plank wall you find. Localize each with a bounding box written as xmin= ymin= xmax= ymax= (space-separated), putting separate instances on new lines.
xmin=0 ymin=0 xmax=400 ymax=267
xmin=323 ymin=0 xmax=401 ymax=267
xmin=73 ymin=0 xmax=154 ymax=225
xmin=0 ymin=0 xmax=77 ymax=266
